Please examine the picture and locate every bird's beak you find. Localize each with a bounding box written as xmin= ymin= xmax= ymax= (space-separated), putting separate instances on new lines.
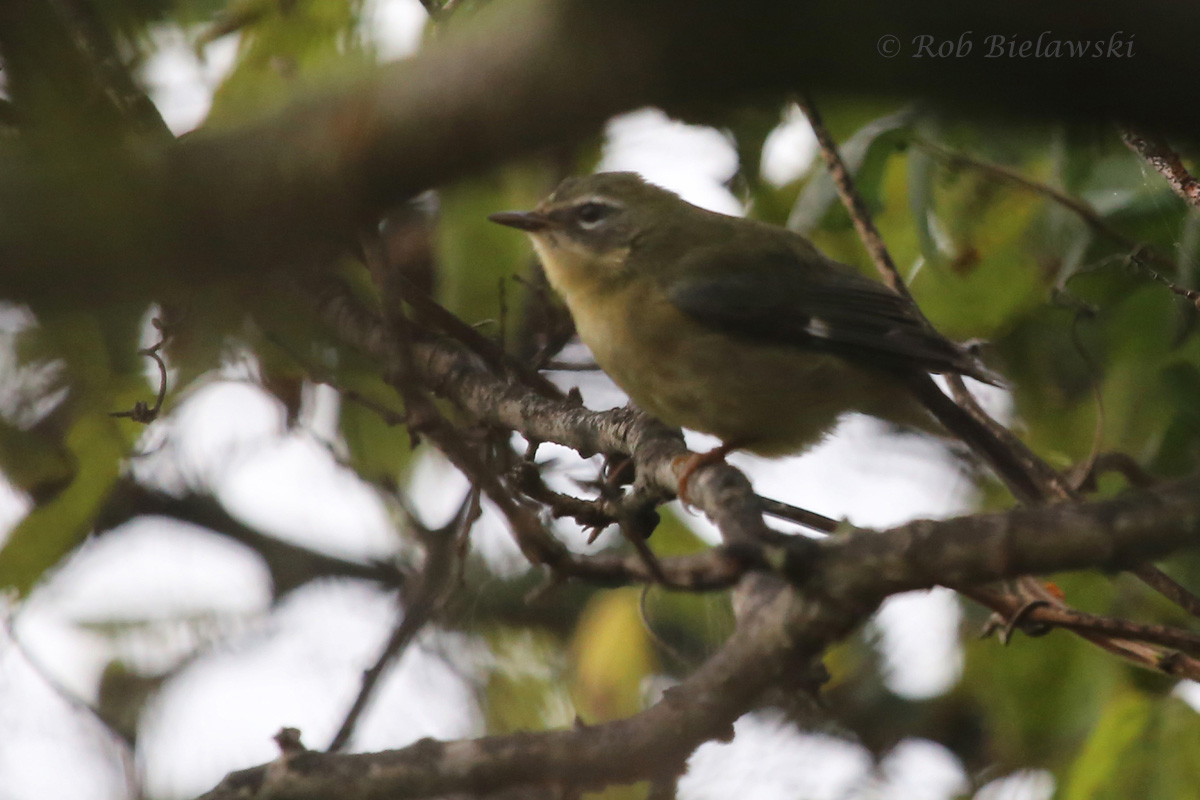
xmin=488 ymin=210 xmax=553 ymax=232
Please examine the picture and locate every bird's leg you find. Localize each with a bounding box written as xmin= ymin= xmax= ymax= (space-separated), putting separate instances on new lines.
xmin=673 ymin=441 xmax=744 ymax=508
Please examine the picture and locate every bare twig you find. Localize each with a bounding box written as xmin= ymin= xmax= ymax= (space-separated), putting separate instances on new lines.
xmin=1073 ymin=451 xmax=1158 ymax=492
xmin=110 ymin=317 xmax=169 ymax=424
xmin=758 ymin=497 xmax=839 ymax=534
xmin=327 ymin=489 xmax=478 ymax=753
xmin=918 ymin=138 xmax=1200 ymax=307
xmin=799 ymin=95 xmax=1200 ymax=665
xmin=797 ymin=94 xmax=914 ymax=304
xmin=396 ymin=274 xmax=565 ymax=401
xmin=1122 ymin=127 xmax=1200 ymax=211
xmin=1011 ymin=604 xmax=1200 ymax=660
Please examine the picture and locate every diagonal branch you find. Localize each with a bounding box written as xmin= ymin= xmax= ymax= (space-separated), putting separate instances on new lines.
xmin=916 ymin=138 xmax=1200 ymax=307
xmin=1122 ymin=127 xmax=1200 ymax=212
xmin=327 ymin=488 xmax=480 ymax=753
xmin=194 ymin=468 xmax=1200 ymax=799
xmin=796 ymin=96 xmax=1200 ymax=663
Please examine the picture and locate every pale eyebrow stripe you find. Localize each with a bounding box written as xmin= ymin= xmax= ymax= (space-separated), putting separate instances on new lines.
xmin=571 ymin=195 xmax=623 ymax=210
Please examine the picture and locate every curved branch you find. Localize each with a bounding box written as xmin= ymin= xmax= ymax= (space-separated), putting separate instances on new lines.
xmin=192 ymin=462 xmax=1200 ymax=799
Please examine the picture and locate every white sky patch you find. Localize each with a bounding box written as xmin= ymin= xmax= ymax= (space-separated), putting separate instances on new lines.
xmin=363 ymin=0 xmax=429 ymax=60
xmin=974 ymin=770 xmax=1056 ymax=800
xmin=715 ymin=415 xmax=979 ymax=530
xmin=1174 ymin=680 xmax=1200 ymax=711
xmin=760 ymin=103 xmax=818 ymax=187
xmin=0 ymin=473 xmax=31 ymax=550
xmin=138 ymin=581 xmax=477 ymax=799
xmin=142 ymin=26 xmax=240 ymax=135
xmin=133 ymin=380 xmax=399 ymax=563
xmin=875 ymin=738 xmax=969 ymax=800
xmin=217 ymin=433 xmax=400 ymax=562
xmin=25 ymin=519 xmax=270 ymax=627
xmin=0 ymin=637 xmax=129 ymax=800
xmin=871 ymin=589 xmax=964 ymax=699
xmin=682 ymin=713 xmax=872 ymax=800
xmin=599 ymin=108 xmax=742 ymax=216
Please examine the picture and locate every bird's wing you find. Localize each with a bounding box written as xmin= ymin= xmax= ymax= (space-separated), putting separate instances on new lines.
xmin=665 ymin=244 xmax=999 ymax=383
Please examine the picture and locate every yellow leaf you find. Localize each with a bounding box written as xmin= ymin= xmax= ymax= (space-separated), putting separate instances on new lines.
xmin=571 ymin=589 xmax=654 ymax=722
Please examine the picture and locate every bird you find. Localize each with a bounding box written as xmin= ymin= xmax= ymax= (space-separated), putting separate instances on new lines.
xmin=489 ymin=171 xmax=1038 ymax=504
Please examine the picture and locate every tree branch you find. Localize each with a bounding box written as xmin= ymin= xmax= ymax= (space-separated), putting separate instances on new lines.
xmin=5 ymin=1 xmax=1200 ymax=302
xmin=1122 ymin=127 xmax=1200 ymax=212
xmin=327 ymin=489 xmax=479 ymax=753
xmin=195 ymin=467 xmax=1200 ymax=798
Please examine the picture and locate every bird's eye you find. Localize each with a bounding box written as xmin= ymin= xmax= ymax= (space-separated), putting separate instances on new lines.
xmin=574 ymin=202 xmax=613 ymax=228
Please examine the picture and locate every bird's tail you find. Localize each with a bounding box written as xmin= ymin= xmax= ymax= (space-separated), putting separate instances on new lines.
xmin=904 ymin=373 xmax=1046 ymax=504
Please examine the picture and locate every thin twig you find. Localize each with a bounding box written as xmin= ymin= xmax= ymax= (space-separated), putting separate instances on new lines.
xmin=800 ymin=95 xmax=1200 ymax=664
xmin=1073 ymin=451 xmax=1158 ymax=492
xmin=542 ymin=360 xmax=602 ymax=372
xmin=758 ymin=497 xmax=839 ymax=534
xmin=1015 ymin=604 xmax=1200 ymax=660
xmin=919 ymin=137 xmax=1200 ymax=307
xmin=639 ymin=585 xmax=693 ymax=670
xmin=1130 ymin=565 xmax=1200 ymax=621
xmin=942 ymin=375 xmax=1072 ymax=500
xmin=1122 ymin=127 xmax=1200 ymax=211
xmin=327 ymin=489 xmax=478 ymax=752
xmin=111 ymin=317 xmax=169 ymax=423
xmin=797 ymin=94 xmax=914 ymax=304
xmin=396 ymin=274 xmax=566 ymax=400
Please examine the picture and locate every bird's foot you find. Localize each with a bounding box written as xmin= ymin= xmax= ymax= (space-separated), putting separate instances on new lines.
xmin=673 ymin=442 xmax=741 ymax=508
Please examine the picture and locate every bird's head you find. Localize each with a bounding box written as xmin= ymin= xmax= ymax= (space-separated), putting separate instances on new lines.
xmin=489 ymin=172 xmax=689 ymax=296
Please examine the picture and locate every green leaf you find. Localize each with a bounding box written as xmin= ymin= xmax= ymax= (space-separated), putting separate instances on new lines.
xmin=960 ymin=602 xmax=1118 ymax=769
xmin=435 ymin=164 xmax=553 ymax=328
xmin=206 ymin=0 xmax=369 ymax=124
xmin=571 ymin=589 xmax=654 ymax=722
xmin=0 ymin=411 xmax=124 ymax=595
xmin=787 ymin=107 xmax=914 ymax=235
xmin=1063 ymin=692 xmax=1200 ymax=800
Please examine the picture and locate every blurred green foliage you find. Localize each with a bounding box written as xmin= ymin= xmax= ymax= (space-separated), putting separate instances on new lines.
xmin=0 ymin=3 xmax=1199 ymax=798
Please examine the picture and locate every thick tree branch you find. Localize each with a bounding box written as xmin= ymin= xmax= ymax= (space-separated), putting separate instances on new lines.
xmin=195 ymin=469 xmax=1200 ymax=799
xmin=4 ymin=1 xmax=1200 ymax=302
xmin=180 ymin=275 xmax=1200 ymax=799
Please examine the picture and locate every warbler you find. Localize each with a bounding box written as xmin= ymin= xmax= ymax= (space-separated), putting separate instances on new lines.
xmin=489 ymin=172 xmax=1036 ymax=501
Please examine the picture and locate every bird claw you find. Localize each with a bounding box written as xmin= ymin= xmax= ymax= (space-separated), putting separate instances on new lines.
xmin=673 ymin=442 xmax=740 ymax=508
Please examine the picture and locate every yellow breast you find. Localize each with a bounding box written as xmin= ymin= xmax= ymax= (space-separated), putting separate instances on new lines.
xmin=533 ymin=234 xmax=921 ymax=457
